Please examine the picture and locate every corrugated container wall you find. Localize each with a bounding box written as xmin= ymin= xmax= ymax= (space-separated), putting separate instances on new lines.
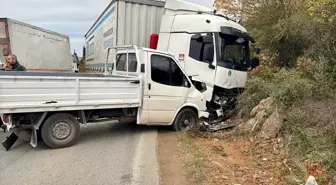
xmin=7 ymin=19 xmax=72 ymax=71
xmin=117 ymin=1 xmax=164 ymax=47
xmin=85 ymin=0 xmax=164 ymax=71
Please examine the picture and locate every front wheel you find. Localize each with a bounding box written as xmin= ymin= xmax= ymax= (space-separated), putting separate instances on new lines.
xmin=41 ymin=113 xmax=80 ymax=149
xmin=172 ymin=108 xmax=197 ymax=131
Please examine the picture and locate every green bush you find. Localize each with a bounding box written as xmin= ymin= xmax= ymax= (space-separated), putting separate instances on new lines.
xmin=238 ymin=68 xmax=321 ymax=114
xmin=238 ymin=68 xmax=336 ymax=182
xmin=284 ymin=100 xmax=336 ymax=182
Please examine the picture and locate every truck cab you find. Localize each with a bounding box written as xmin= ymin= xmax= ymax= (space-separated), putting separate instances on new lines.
xmin=111 ymin=47 xmax=208 ymax=127
xmin=157 ymin=11 xmax=256 ymax=124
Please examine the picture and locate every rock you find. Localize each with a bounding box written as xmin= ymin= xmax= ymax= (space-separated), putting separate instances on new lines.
xmin=213 ymin=138 xmax=219 ymax=142
xmin=239 ymin=110 xmax=267 ymax=133
xmin=221 ymin=176 xmax=228 ymax=180
xmin=238 ymin=118 xmax=256 ymax=133
xmin=238 ymin=97 xmax=281 ymax=136
xmin=250 ymin=97 xmax=275 ymax=117
xmin=236 ymin=109 xmax=244 ymax=118
xmin=211 ymin=161 xmax=224 ymax=169
xmin=258 ymin=109 xmax=283 ymax=139
xmin=305 ymin=176 xmax=318 ymax=185
xmin=255 ymin=109 xmax=267 ymax=123
xmin=262 ymin=158 xmax=268 ymax=161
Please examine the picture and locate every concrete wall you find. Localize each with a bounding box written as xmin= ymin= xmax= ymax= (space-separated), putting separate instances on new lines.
xmin=8 ymin=19 xmax=72 ymax=71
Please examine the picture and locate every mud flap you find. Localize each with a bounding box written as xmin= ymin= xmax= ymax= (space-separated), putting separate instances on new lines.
xmin=30 ymin=127 xmax=38 ymax=148
xmin=2 ymin=133 xmax=18 ymax=151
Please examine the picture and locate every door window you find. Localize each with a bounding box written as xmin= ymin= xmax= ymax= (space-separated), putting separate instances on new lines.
xmin=151 ymin=55 xmax=187 ymax=87
xmin=189 ymin=34 xmax=214 ymax=63
xmin=115 ymin=53 xmax=137 ymax=72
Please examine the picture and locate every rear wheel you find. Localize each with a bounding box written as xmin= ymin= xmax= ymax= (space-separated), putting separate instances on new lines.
xmin=172 ymin=108 xmax=197 ymax=131
xmin=41 ymin=113 xmax=80 ymax=149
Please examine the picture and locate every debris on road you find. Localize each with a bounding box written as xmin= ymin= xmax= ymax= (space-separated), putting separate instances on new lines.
xmin=305 ymin=176 xmax=318 ymax=185
xmin=2 ymin=133 xmax=18 ymax=151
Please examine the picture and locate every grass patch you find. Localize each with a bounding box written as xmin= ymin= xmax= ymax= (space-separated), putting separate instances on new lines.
xmin=284 ymin=101 xmax=336 ymax=183
xmin=178 ymin=132 xmax=205 ymax=185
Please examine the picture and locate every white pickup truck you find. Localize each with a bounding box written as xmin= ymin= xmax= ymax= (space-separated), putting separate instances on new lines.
xmin=0 ymin=45 xmax=208 ymax=150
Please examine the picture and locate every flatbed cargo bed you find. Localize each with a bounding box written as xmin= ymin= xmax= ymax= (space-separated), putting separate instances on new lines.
xmin=0 ymin=71 xmax=141 ymax=114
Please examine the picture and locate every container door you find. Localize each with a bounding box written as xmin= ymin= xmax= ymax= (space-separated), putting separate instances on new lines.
xmin=0 ymin=20 xmax=10 ymax=62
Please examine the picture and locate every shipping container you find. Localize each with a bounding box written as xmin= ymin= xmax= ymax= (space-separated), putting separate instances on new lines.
xmin=84 ymin=0 xmax=165 ymax=71
xmin=0 ymin=18 xmax=72 ymax=71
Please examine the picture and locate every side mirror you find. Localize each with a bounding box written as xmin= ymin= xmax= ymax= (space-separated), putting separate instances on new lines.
xmin=254 ymin=48 xmax=261 ymax=54
xmin=250 ymin=57 xmax=260 ymax=69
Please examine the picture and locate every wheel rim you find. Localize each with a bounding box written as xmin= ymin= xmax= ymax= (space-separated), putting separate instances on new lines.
xmin=180 ymin=114 xmax=194 ymax=131
xmin=52 ymin=122 xmax=71 ymax=140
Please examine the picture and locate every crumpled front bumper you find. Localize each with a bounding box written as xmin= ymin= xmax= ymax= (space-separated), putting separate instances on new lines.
xmin=199 ymin=111 xmax=209 ymax=119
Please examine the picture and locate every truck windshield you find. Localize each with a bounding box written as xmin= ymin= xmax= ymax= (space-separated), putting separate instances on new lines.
xmin=218 ymin=33 xmax=249 ymax=71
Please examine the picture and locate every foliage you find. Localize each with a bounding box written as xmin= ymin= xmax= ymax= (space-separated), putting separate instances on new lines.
xmin=216 ymin=0 xmax=336 ymax=181
xmin=214 ymin=0 xmax=335 ymax=69
xmin=238 ymin=67 xmax=336 ymax=182
xmin=306 ymin=0 xmax=336 ymax=23
xmin=284 ymin=100 xmax=336 ymax=183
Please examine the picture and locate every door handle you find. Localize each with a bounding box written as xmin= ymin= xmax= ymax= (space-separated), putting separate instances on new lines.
xmin=130 ymin=80 xmax=140 ymax=84
xmin=148 ymin=83 xmax=151 ymax=90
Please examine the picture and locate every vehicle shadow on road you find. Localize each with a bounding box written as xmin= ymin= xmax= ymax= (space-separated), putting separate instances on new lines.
xmin=0 ymin=122 xmax=175 ymax=151
xmin=78 ymin=122 xmax=153 ymax=142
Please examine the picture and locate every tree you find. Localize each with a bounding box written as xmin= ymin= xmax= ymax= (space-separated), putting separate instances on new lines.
xmin=214 ymin=0 xmax=243 ymax=22
xmin=214 ymin=0 xmax=311 ymax=67
xmin=306 ymin=0 xmax=336 ymax=23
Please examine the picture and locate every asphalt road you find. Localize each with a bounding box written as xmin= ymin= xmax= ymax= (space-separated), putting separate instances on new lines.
xmin=0 ymin=122 xmax=160 ymax=185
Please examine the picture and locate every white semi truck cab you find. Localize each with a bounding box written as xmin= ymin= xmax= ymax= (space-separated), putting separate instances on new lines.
xmin=84 ymin=0 xmax=258 ymax=125
xmin=157 ymin=6 xmax=256 ymax=124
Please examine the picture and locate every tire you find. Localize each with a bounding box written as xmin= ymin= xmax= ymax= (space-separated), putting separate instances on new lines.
xmin=172 ymin=108 xmax=197 ymax=131
xmin=41 ymin=113 xmax=80 ymax=149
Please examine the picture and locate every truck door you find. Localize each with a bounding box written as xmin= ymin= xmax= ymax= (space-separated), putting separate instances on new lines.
xmin=143 ymin=52 xmax=190 ymax=124
xmin=184 ymin=33 xmax=216 ymax=101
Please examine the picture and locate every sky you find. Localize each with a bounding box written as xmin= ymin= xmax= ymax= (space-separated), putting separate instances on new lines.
xmin=1 ymin=0 xmax=213 ymax=56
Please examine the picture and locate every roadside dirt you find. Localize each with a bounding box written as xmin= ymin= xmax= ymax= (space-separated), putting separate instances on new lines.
xmin=158 ymin=130 xmax=188 ymax=185
xmin=157 ymin=128 xmax=287 ymax=185
xmin=186 ymin=130 xmax=287 ymax=185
